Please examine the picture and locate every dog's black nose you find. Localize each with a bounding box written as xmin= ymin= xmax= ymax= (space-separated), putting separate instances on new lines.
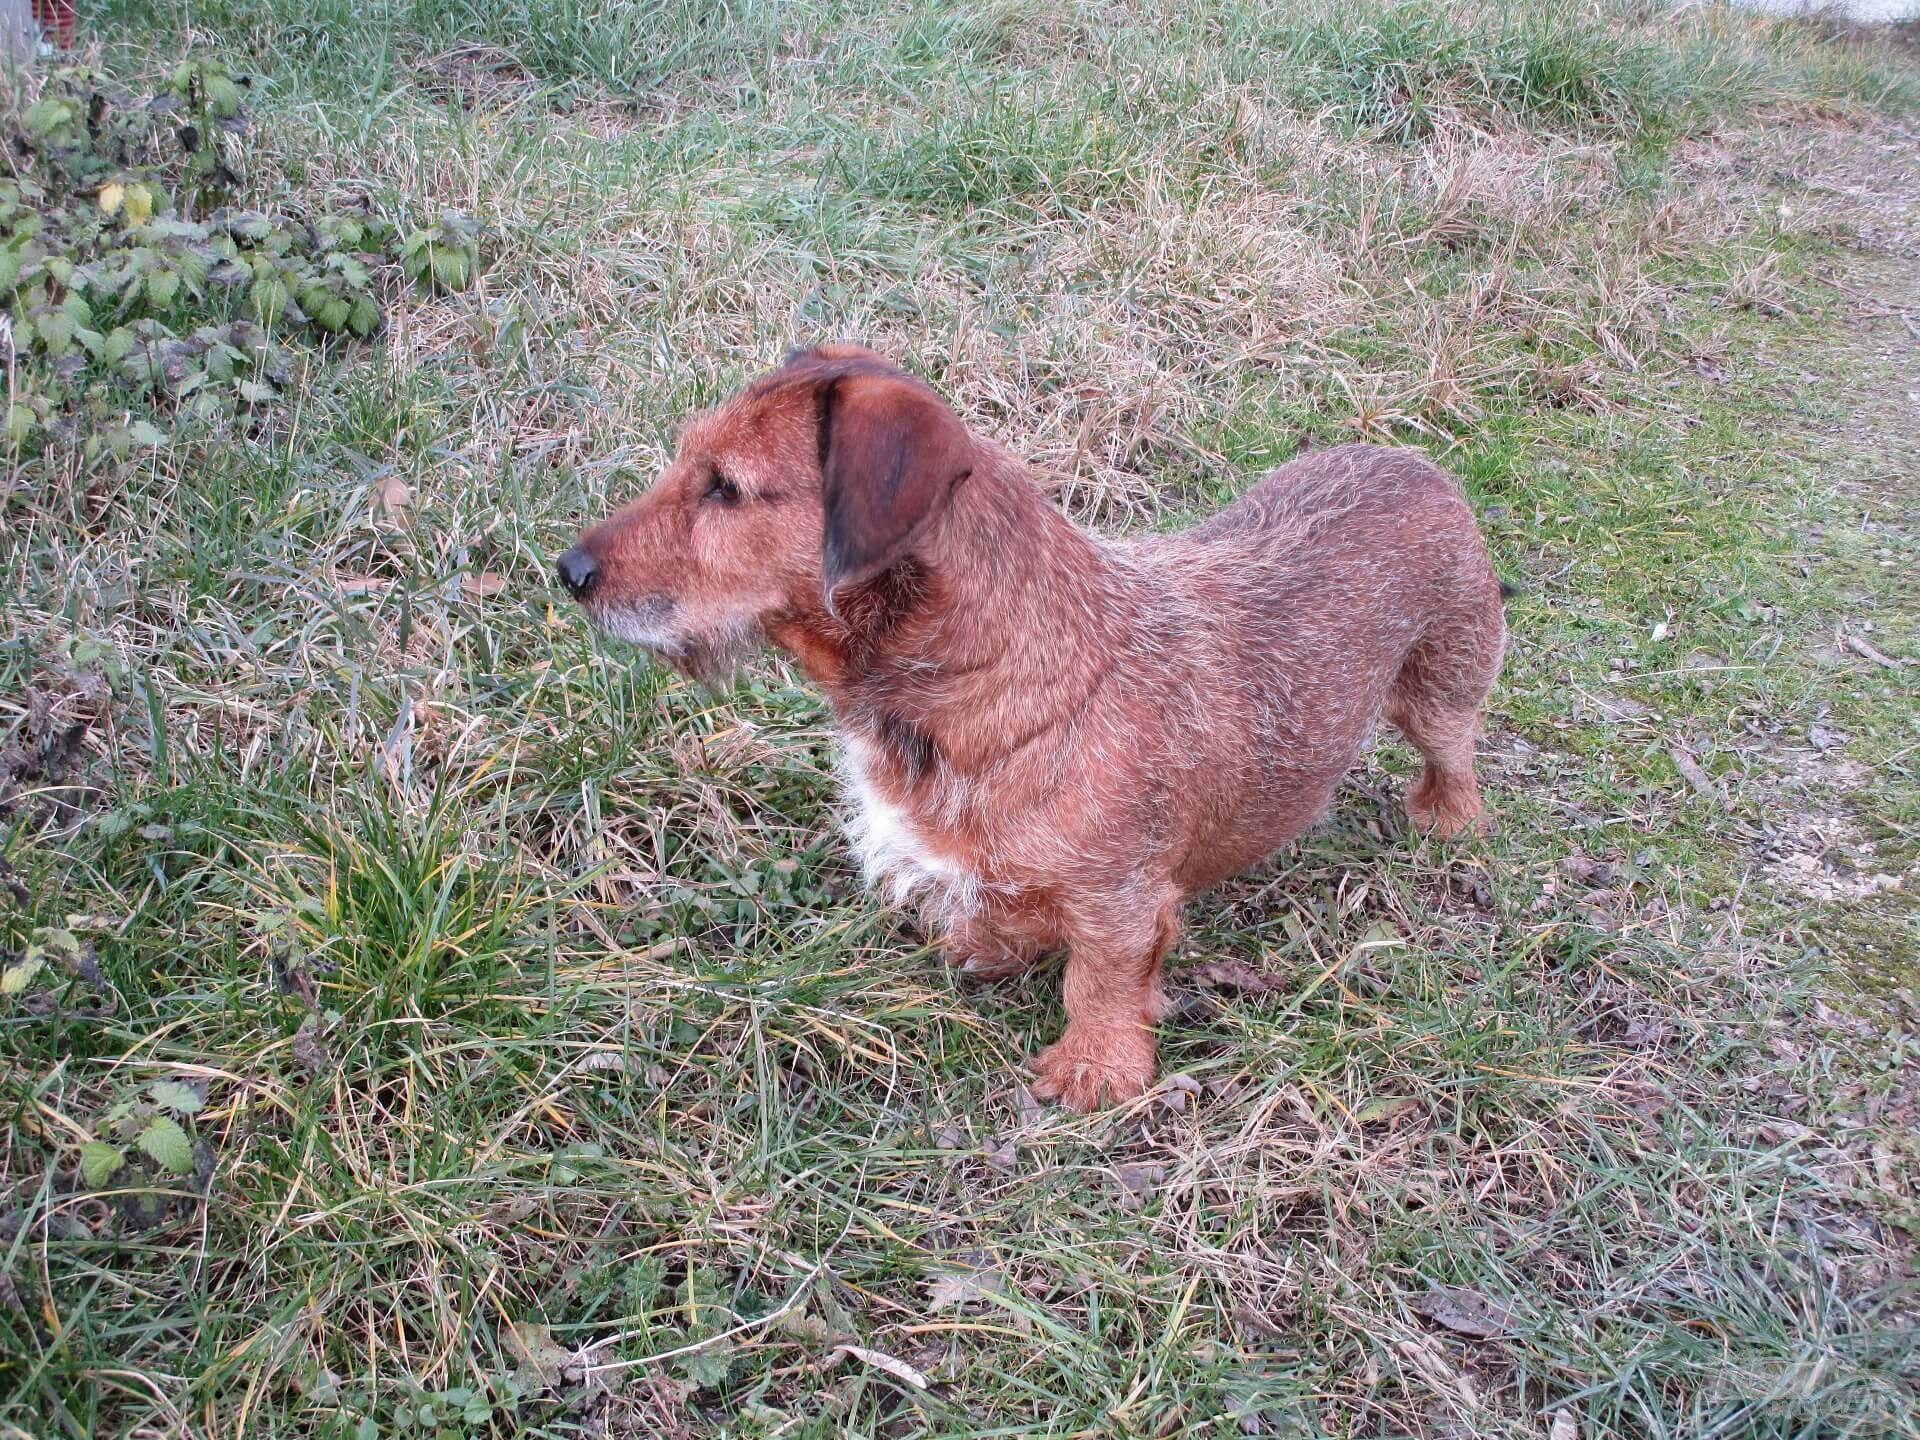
xmin=555 ymin=546 xmax=599 ymax=600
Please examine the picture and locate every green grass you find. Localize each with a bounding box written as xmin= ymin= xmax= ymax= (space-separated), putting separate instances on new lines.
xmin=4 ymin=2 xmax=1919 ymax=1437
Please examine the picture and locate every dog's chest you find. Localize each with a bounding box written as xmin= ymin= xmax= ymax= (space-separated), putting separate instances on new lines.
xmin=837 ymin=732 xmax=985 ymax=923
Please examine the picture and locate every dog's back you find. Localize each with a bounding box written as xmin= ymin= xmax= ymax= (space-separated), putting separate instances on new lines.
xmin=1121 ymin=444 xmax=1505 ymax=885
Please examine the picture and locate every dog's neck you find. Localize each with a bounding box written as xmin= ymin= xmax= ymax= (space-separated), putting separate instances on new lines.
xmin=769 ymin=451 xmax=1122 ymax=779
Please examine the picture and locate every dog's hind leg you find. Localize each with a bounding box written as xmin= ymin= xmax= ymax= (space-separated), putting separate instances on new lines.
xmin=1387 ymin=605 xmax=1504 ymax=838
xmin=940 ymin=909 xmax=1045 ymax=981
xmin=1030 ymin=891 xmax=1179 ymax=1111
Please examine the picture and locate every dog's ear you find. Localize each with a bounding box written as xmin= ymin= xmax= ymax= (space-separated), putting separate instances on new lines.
xmin=817 ymin=370 xmax=973 ymax=597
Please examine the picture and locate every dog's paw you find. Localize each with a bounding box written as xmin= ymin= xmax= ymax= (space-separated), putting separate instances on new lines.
xmin=1407 ymin=785 xmax=1484 ymax=839
xmin=1029 ymin=1028 xmax=1155 ymax=1112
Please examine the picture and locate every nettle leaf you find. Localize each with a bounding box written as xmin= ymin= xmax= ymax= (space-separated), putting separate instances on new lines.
xmin=148 ymin=1079 xmax=206 ymax=1115
xmin=80 ymin=1141 xmax=125 ymax=1187
xmin=35 ymin=928 xmax=83 ymax=961
xmin=429 ymin=248 xmax=471 ymax=291
xmin=23 ymin=98 xmax=77 ymax=138
xmin=138 ymin=1115 xmax=196 ymax=1174
xmin=224 ymin=210 xmax=274 ymax=243
xmin=205 ymin=75 xmax=245 ymax=119
xmin=123 ymin=183 xmax=155 ymax=229
xmin=147 ymin=269 xmax=181 ymax=309
xmin=1 ymin=954 xmax=46 ymax=995
xmin=38 ymin=310 xmax=78 ymax=354
xmin=143 ymin=217 xmax=209 ymax=242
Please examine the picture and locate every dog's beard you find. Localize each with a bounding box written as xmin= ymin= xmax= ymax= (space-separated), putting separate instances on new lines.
xmin=594 ymin=604 xmax=762 ymax=688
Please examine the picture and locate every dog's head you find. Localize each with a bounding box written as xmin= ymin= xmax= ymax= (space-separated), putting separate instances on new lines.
xmin=557 ymin=345 xmax=975 ymax=680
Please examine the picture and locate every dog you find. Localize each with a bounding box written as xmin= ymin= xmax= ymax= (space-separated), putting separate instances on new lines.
xmin=558 ymin=344 xmax=1507 ymax=1110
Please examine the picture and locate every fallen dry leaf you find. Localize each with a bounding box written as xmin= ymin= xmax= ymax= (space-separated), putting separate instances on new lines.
xmin=1188 ymin=957 xmax=1284 ymax=996
xmin=833 ymin=1343 xmax=928 ymax=1390
xmin=925 ymin=1266 xmax=1001 ymax=1312
xmin=1669 ymin=745 xmax=1724 ymax=806
xmin=1839 ymin=628 xmax=1904 ymax=670
xmin=292 ymin=1017 xmax=327 ymax=1074
xmin=503 ymin=1320 xmax=570 ymax=1386
xmin=464 ymin=572 xmax=508 ymax=600
xmin=1550 ymin=1408 xmax=1579 ymax=1440
xmin=1113 ymin=1161 xmax=1165 ymax=1209
xmin=1011 ymin=1082 xmax=1046 ymax=1129
xmin=1153 ymin=1072 xmax=1203 ymax=1113
xmin=1355 ymin=1094 xmax=1420 ymax=1125
xmin=374 ymin=472 xmax=411 ymax=523
xmin=1415 ymin=1284 xmax=1513 ymax=1338
xmin=1579 ymin=689 xmax=1654 ymax=723
xmin=1560 ymin=854 xmax=1615 ymax=886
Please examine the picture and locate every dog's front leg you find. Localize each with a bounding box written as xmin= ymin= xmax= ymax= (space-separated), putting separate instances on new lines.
xmin=1029 ymin=893 xmax=1179 ymax=1112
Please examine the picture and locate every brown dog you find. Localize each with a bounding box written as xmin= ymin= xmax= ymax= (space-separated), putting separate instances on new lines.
xmin=558 ymin=345 xmax=1507 ymax=1110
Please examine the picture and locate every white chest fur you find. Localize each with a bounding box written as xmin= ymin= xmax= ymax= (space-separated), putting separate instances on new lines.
xmin=838 ymin=732 xmax=985 ymax=923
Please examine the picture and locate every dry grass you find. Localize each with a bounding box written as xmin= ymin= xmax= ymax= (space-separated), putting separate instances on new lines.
xmin=3 ymin=2 xmax=1918 ymax=1437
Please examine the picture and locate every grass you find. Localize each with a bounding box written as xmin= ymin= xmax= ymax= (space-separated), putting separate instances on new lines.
xmin=4 ymin=1 xmax=1919 ymax=1437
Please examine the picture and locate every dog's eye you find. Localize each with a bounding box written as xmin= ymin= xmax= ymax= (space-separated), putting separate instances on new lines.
xmin=705 ymin=472 xmax=741 ymax=505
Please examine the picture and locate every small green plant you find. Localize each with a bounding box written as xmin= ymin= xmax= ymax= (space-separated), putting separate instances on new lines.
xmin=72 ymin=1076 xmax=211 ymax=1228
xmin=3 ymin=61 xmax=486 ymax=460
xmin=399 ymin=213 xmax=482 ymax=293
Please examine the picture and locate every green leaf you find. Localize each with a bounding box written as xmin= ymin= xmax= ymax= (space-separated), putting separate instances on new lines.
xmin=124 ymin=183 xmax=155 ymax=229
xmin=252 ymin=275 xmax=291 ymax=327
xmin=38 ymin=310 xmax=77 ymax=354
xmin=147 ymin=269 xmax=181 ymax=309
xmin=348 ymin=296 xmax=380 ymax=337
xmin=205 ymin=75 xmax=245 ymax=118
xmin=80 ymin=1141 xmax=125 ymax=1187
xmin=128 ymin=419 xmax=169 ymax=447
xmin=35 ymin=928 xmax=82 ymax=960
xmin=675 ymin=1338 xmax=735 ymax=1388
xmin=103 ymin=327 xmax=136 ymax=364
xmin=236 ymin=379 xmax=276 ymax=405
xmin=429 ymin=248 xmax=470 ymax=291
xmin=23 ymin=99 xmax=74 ymax=137
xmin=138 ymin=1116 xmax=196 ymax=1174
xmin=148 ymin=1080 xmax=205 ymax=1115
xmin=1 ymin=955 xmax=45 ymax=995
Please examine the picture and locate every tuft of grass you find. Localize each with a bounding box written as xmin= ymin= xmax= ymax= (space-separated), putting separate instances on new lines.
xmin=3 ymin=3 xmax=1918 ymax=1438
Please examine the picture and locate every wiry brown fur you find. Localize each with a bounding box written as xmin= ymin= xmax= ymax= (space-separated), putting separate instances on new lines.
xmin=562 ymin=345 xmax=1507 ymax=1110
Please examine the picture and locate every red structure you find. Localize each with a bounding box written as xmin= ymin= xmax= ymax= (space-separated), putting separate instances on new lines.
xmin=32 ymin=0 xmax=74 ymax=48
